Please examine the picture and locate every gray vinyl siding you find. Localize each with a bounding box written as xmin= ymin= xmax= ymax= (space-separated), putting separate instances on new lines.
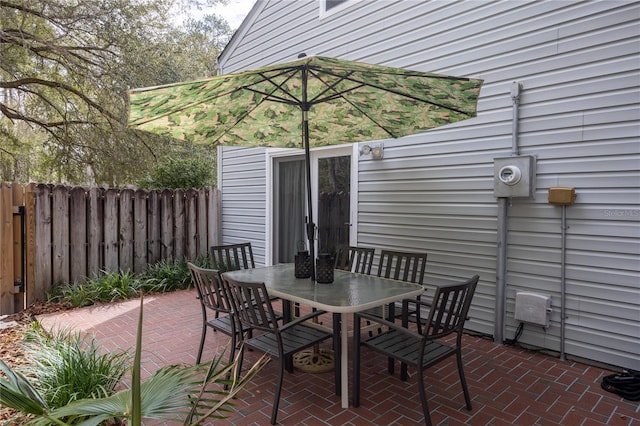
xmin=218 ymin=147 xmax=268 ymax=265
xmin=218 ymin=0 xmax=640 ymax=369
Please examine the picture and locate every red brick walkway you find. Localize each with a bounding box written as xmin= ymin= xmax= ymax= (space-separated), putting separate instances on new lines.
xmin=39 ymin=289 xmax=639 ymax=425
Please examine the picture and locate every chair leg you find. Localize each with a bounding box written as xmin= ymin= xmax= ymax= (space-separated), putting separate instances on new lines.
xmin=456 ymin=349 xmax=472 ymax=410
xmin=417 ymin=369 xmax=433 ymax=426
xmin=400 ymin=362 xmax=408 ymax=381
xmin=196 ymin=324 xmax=207 ymax=364
xmin=271 ymin=358 xmax=285 ymax=425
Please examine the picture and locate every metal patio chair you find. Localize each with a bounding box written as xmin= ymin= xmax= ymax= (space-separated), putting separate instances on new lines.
xmin=353 ymin=275 xmax=479 ymax=426
xmin=335 ymin=246 xmax=375 ymax=274
xmin=377 ymin=249 xmax=428 ymax=328
xmin=365 ymin=249 xmax=428 ymax=338
xmin=188 ymin=263 xmax=245 ymax=365
xmin=224 ymin=275 xmax=333 ymax=425
xmin=210 ymin=242 xmax=255 ymax=272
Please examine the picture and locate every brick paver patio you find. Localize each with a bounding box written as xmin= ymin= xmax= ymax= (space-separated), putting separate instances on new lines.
xmin=39 ymin=289 xmax=639 ymax=425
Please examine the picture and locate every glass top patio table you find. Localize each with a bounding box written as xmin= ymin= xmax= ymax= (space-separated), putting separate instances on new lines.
xmin=222 ymin=263 xmax=424 ymax=408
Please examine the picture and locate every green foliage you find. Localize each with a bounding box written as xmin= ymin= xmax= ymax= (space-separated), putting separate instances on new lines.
xmin=1 ymin=0 xmax=231 ymax=185
xmin=138 ymin=259 xmax=190 ymax=293
xmin=50 ymin=257 xmax=212 ymax=306
xmin=137 ymin=155 xmax=216 ymax=189
xmin=51 ymin=271 xmax=141 ymax=307
xmin=0 ymin=297 xmax=269 ymax=426
xmin=20 ymin=325 xmax=130 ymax=411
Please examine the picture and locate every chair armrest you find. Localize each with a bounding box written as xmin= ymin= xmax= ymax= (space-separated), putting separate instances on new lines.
xmin=355 ymin=311 xmax=421 ymax=340
xmin=280 ymin=309 xmax=328 ymax=332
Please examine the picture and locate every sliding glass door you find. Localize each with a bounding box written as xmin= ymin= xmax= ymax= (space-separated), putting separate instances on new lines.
xmin=272 ymin=146 xmax=353 ymax=264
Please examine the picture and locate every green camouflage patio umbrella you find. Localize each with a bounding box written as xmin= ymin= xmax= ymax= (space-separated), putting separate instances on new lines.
xmin=129 ymin=55 xmax=483 ymax=279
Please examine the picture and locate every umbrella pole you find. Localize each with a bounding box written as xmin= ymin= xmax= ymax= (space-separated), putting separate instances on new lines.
xmin=303 ymin=111 xmax=316 ymax=281
xmin=293 ymin=77 xmax=334 ymax=374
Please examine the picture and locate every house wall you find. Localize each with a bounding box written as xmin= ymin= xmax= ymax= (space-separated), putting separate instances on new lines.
xmin=217 ymin=147 xmax=268 ymax=265
xmin=217 ymin=0 xmax=640 ymax=369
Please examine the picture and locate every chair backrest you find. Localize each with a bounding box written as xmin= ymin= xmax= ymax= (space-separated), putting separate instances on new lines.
xmin=377 ymin=250 xmax=427 ymax=284
xmin=223 ymin=276 xmax=280 ymax=335
xmin=188 ymin=263 xmax=231 ymax=314
xmin=211 ymin=242 xmax=255 ymax=272
xmin=422 ymin=275 xmax=479 ymax=340
xmin=335 ymin=246 xmax=375 ymax=274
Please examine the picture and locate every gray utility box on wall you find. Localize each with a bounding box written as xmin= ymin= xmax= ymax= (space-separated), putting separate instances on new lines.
xmin=493 ymin=155 xmax=536 ymax=198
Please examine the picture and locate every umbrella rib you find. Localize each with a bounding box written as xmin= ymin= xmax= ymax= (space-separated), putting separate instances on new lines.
xmin=310 ymin=66 xmax=474 ymax=116
xmin=308 ymin=71 xmax=398 ymax=139
xmin=208 ymin=69 xmax=304 ymax=141
xmin=251 ymin=69 xmax=304 ymax=106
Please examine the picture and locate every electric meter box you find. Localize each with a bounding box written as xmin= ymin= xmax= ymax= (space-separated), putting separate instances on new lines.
xmin=493 ymin=155 xmax=536 ymax=198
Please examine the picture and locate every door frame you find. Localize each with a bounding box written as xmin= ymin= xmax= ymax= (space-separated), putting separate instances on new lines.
xmin=265 ymin=144 xmax=359 ymax=265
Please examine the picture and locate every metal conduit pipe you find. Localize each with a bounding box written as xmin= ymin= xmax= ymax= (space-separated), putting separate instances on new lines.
xmin=560 ymin=205 xmax=567 ymax=361
xmin=494 ymin=199 xmax=508 ymax=343
xmin=495 ymin=81 xmax=523 ymax=344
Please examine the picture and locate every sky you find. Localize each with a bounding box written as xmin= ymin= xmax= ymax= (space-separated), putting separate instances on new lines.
xmin=203 ymin=0 xmax=257 ymax=29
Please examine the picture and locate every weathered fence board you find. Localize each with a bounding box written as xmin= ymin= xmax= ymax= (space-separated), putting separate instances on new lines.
xmin=24 ymin=184 xmax=36 ymax=307
xmin=12 ymin=184 xmax=24 ymax=311
xmin=186 ymin=190 xmax=197 ymax=259
xmin=70 ymin=187 xmax=87 ymax=282
xmin=161 ymin=189 xmax=173 ymax=260
xmin=104 ymin=190 xmax=119 ymax=272
xmin=34 ymin=184 xmax=52 ymax=301
xmin=0 ymin=183 xmax=13 ymax=313
xmin=87 ymin=187 xmax=102 ymax=274
xmin=148 ymin=190 xmax=160 ymax=264
xmin=0 ymin=183 xmax=221 ymax=315
xmin=174 ymin=190 xmax=185 ymax=260
xmin=119 ymin=189 xmax=134 ymax=272
xmin=134 ymin=190 xmax=147 ymax=273
xmin=52 ymin=185 xmax=69 ymax=286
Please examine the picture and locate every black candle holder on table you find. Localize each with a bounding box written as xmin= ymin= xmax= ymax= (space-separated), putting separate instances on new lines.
xmin=315 ymin=253 xmax=334 ymax=283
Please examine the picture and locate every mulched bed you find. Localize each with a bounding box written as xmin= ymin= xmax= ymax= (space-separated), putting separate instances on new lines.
xmin=0 ymin=301 xmax=73 ymax=423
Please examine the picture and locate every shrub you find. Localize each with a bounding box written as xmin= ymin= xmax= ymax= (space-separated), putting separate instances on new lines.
xmin=50 ymin=270 xmax=141 ymax=307
xmin=20 ymin=323 xmax=130 ymax=410
xmin=138 ymin=259 xmax=192 ymax=294
xmin=137 ymin=156 xmax=215 ymax=189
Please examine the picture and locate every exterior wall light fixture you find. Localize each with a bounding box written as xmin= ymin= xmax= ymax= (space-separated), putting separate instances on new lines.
xmin=359 ymin=142 xmax=384 ymax=160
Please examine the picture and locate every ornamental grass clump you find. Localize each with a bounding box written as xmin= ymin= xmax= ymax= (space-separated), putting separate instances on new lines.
xmin=50 ymin=270 xmax=140 ymax=307
xmin=20 ymin=322 xmax=130 ymax=410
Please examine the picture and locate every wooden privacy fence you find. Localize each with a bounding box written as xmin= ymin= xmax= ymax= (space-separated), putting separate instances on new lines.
xmin=0 ymin=183 xmax=220 ymax=315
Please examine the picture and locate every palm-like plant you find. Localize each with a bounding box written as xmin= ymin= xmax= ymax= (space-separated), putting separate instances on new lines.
xmin=0 ymin=297 xmax=268 ymax=425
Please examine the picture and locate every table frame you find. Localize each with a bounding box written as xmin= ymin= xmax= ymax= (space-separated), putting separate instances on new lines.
xmin=222 ymin=263 xmax=424 ymax=408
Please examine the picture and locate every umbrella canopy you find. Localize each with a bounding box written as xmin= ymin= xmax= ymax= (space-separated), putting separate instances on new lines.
xmin=129 ymin=55 xmax=483 ymax=279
